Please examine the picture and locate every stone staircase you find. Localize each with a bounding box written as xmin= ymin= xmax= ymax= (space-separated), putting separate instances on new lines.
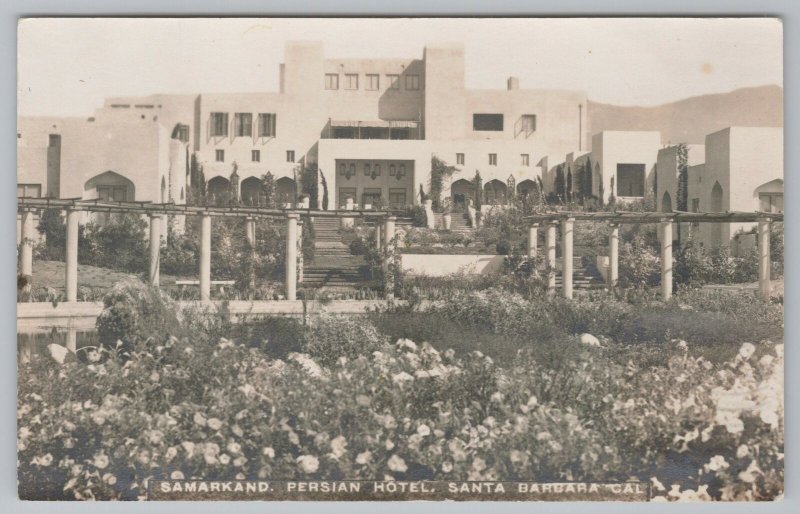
xmin=553 ymin=257 xmax=607 ymax=290
xmin=302 ymin=218 xmax=373 ymax=291
xmin=432 ymin=212 xmax=473 ymax=234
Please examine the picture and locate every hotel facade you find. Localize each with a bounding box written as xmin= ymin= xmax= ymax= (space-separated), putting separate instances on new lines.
xmin=18 ymin=41 xmax=588 ymax=213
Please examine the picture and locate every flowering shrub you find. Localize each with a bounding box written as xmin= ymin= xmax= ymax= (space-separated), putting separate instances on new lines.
xmin=18 ymin=331 xmax=783 ymax=500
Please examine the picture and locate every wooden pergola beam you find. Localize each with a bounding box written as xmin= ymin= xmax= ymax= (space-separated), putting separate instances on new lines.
xmin=523 ymin=210 xmax=783 ymax=223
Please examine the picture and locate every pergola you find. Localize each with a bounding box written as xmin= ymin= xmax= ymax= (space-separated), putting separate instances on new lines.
xmin=17 ymin=197 xmax=399 ymax=302
xmin=524 ymin=210 xmax=784 ymax=300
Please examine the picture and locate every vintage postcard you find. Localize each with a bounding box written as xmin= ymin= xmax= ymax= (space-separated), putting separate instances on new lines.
xmin=16 ymin=17 xmax=783 ymax=501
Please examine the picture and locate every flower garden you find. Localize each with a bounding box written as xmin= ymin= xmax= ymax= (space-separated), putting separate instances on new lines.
xmin=18 ymin=275 xmax=784 ymax=501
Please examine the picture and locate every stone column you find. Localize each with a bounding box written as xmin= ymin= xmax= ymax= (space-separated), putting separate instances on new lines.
xmin=342 ymin=197 xmax=354 ymax=228
xmin=374 ymin=222 xmax=382 ymax=252
xmin=609 ymin=224 xmax=619 ymax=289
xmin=245 ymin=217 xmax=256 ymax=248
xmin=199 ymin=214 xmax=211 ymax=301
xmin=527 ymin=224 xmax=539 ymax=258
xmin=286 ymin=214 xmax=299 ymax=300
xmin=546 ymin=221 xmax=557 ymax=297
xmin=758 ymin=219 xmax=771 ymax=300
xmin=424 ymin=198 xmax=435 ymax=229
xmin=297 ymin=221 xmax=304 ymax=284
xmin=660 ymin=220 xmax=673 ymax=300
xmin=561 ymin=218 xmax=574 ymax=299
xmin=19 ymin=210 xmax=35 ymax=294
xmin=66 ymin=327 xmax=77 ymax=353
xmin=149 ymin=214 xmax=162 ymax=287
xmin=383 ymin=216 xmax=397 ymax=298
xmin=65 ymin=209 xmax=80 ymax=302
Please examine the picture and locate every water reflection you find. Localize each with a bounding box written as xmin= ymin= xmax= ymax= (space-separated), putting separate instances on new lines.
xmin=18 ymin=328 xmax=98 ymax=364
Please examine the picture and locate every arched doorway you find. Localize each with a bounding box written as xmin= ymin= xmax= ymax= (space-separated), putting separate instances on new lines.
xmin=484 ymin=179 xmax=508 ymax=205
xmin=451 ymin=179 xmax=474 ymax=208
xmin=207 ymin=176 xmax=230 ymax=206
xmin=710 ymin=181 xmax=724 ymax=247
xmin=516 ymin=179 xmax=539 ymax=198
xmin=84 ymin=170 xmax=136 ymax=225
xmin=241 ymin=177 xmax=262 ymax=206
xmin=275 ymin=177 xmax=296 ymax=206
xmin=661 ymin=191 xmax=673 ymax=213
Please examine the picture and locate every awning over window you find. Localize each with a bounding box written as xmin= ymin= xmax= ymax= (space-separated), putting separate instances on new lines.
xmin=330 ymin=120 xmax=419 ymax=129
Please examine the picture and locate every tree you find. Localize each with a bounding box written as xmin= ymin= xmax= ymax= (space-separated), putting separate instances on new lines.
xmin=473 ymin=170 xmax=483 ymax=211
xmin=261 ymin=172 xmax=276 ymax=208
xmin=300 ymin=165 xmax=319 ymax=209
xmin=187 ymin=153 xmax=207 ymax=206
xmin=676 ymin=143 xmax=689 ymax=212
xmin=430 ymin=156 xmax=458 ymax=210
xmin=319 ymin=169 xmax=330 ymax=210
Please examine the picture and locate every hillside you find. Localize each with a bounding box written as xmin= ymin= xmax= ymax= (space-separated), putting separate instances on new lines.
xmin=588 ymin=85 xmax=782 ymax=144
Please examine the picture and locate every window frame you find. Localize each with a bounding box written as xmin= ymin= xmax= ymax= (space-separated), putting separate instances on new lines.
xmin=215 ymin=149 xmax=225 ymax=162
xmin=456 ymin=153 xmax=465 ymax=165
xmin=521 ymin=114 xmax=537 ymax=133
xmin=210 ymin=112 xmax=229 ymax=137
xmin=344 ymin=73 xmax=359 ymax=90
xmin=405 ymin=74 xmax=420 ymax=90
xmin=286 ymin=150 xmax=295 ymax=163
xmin=473 ymin=113 xmax=505 ymax=132
xmin=251 ymin=150 xmax=261 ymax=162
xmin=386 ymin=74 xmax=400 ymax=90
xmin=257 ymin=113 xmax=277 ymax=137
xmin=324 ymin=73 xmax=339 ymax=90
xmin=366 ymin=74 xmax=380 ymax=90
xmin=489 ymin=153 xmax=498 ymax=166
xmin=521 ymin=154 xmax=530 ymax=166
xmin=234 ymin=113 xmax=253 ymax=138
xmin=17 ymin=183 xmax=42 ymax=198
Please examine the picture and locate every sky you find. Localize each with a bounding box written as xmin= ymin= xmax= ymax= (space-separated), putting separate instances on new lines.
xmin=17 ymin=17 xmax=783 ymax=117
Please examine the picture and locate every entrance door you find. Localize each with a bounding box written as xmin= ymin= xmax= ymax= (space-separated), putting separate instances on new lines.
xmin=362 ymin=188 xmax=383 ymax=207
xmin=389 ymin=188 xmax=407 ymax=208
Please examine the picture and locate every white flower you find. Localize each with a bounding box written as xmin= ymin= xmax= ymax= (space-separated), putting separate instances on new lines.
xmin=227 ymin=442 xmax=242 ymax=455
xmin=706 ymin=455 xmax=729 ymax=472
xmin=207 ymin=418 xmax=223 ymax=431
xmin=441 ymin=461 xmax=453 ymax=473
xmin=417 ymin=424 xmax=431 ymax=437
xmin=356 ymin=451 xmax=372 ymax=465
xmin=93 ymin=453 xmax=109 ymax=470
xmin=387 ymin=455 xmax=407 ymax=473
xmin=490 ymin=392 xmax=504 ymax=403
xmin=330 ymin=436 xmax=347 ymax=458
xmin=391 ymin=372 xmax=414 ymax=384
xmin=165 ymin=447 xmax=178 ymax=461
xmin=262 ymin=447 xmax=275 ymax=458
xmin=297 ymin=455 xmax=320 ymax=474
xmin=385 ymin=439 xmax=395 ymax=451
xmin=736 ymin=445 xmax=749 ymax=459
xmin=181 ymin=441 xmax=195 ymax=456
xmin=193 ymin=412 xmax=207 ymax=427
xmin=170 ymin=470 xmax=184 ymax=480
xmin=739 ymin=343 xmax=756 ymax=360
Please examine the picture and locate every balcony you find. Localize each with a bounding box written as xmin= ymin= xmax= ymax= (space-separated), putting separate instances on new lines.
xmin=322 ymin=119 xmax=423 ymax=140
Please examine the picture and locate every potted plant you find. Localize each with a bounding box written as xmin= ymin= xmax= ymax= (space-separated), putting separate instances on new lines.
xmin=442 ymin=197 xmax=453 ymax=231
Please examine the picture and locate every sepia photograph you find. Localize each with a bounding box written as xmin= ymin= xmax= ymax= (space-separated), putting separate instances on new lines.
xmin=15 ymin=17 xmax=784 ymax=501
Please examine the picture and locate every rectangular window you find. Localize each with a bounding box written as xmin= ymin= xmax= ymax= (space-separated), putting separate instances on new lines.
xmin=521 ymin=114 xmax=537 ymax=133
xmin=257 ymin=113 xmax=277 ymax=137
xmin=286 ymin=150 xmax=295 ymax=163
xmin=616 ymin=163 xmax=645 ymax=197
xmin=386 ymin=74 xmax=400 ymax=90
xmin=362 ymin=188 xmax=382 ymax=206
xmin=473 ymin=114 xmax=504 ymax=131
xmin=339 ymin=188 xmax=357 ymax=207
xmin=489 ymin=154 xmax=498 ymax=166
xmin=405 ymin=74 xmax=420 ymax=90
xmin=366 ymin=74 xmax=380 ymax=90
xmin=389 ymin=188 xmax=407 ymax=208
xmin=759 ymin=193 xmax=784 ymax=213
xmin=16 ymin=184 xmax=42 ymax=198
xmin=251 ymin=150 xmax=260 ymax=162
xmin=215 ymin=149 xmax=225 ymax=162
xmin=521 ymin=154 xmax=530 ymax=166
xmin=456 ymin=153 xmax=465 ymax=165
xmin=97 ymin=185 xmax=127 ymax=202
xmin=234 ymin=113 xmax=252 ymax=137
xmin=325 ymin=74 xmax=339 ymax=90
xmin=344 ymin=74 xmax=359 ymax=90
xmin=48 ymin=134 xmax=61 ymax=147
xmin=210 ymin=112 xmax=228 ymax=137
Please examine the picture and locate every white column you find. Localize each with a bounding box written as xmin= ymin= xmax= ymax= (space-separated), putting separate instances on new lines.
xmin=199 ymin=214 xmax=211 ymax=301
xmin=424 ymin=198 xmax=435 ymax=229
xmin=609 ymin=224 xmax=619 ymax=289
xmin=149 ymin=214 xmax=162 ymax=287
xmin=19 ymin=210 xmax=34 ymax=288
xmin=342 ymin=197 xmax=354 ymax=228
xmin=286 ymin=214 xmax=298 ymax=300
xmin=374 ymin=222 xmax=382 ymax=252
xmin=384 ymin=216 xmax=396 ymax=248
xmin=245 ymin=217 xmax=256 ymax=248
xmin=546 ymin=221 xmax=557 ymax=297
xmin=527 ymin=224 xmax=538 ymax=258
xmin=65 ymin=209 xmax=80 ymax=302
xmin=758 ymin=219 xmax=771 ymax=300
xmin=562 ymin=218 xmax=574 ymax=299
xmin=297 ymin=221 xmax=304 ymax=284
xmin=660 ymin=220 xmax=673 ymax=300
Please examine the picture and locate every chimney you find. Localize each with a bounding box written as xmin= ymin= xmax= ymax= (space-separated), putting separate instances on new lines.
xmin=507 ymin=77 xmax=519 ymax=91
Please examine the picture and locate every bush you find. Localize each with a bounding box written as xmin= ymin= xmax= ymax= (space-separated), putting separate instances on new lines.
xmin=495 ymin=240 xmax=511 ymax=255
xmin=303 ymin=315 xmax=389 ymax=366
